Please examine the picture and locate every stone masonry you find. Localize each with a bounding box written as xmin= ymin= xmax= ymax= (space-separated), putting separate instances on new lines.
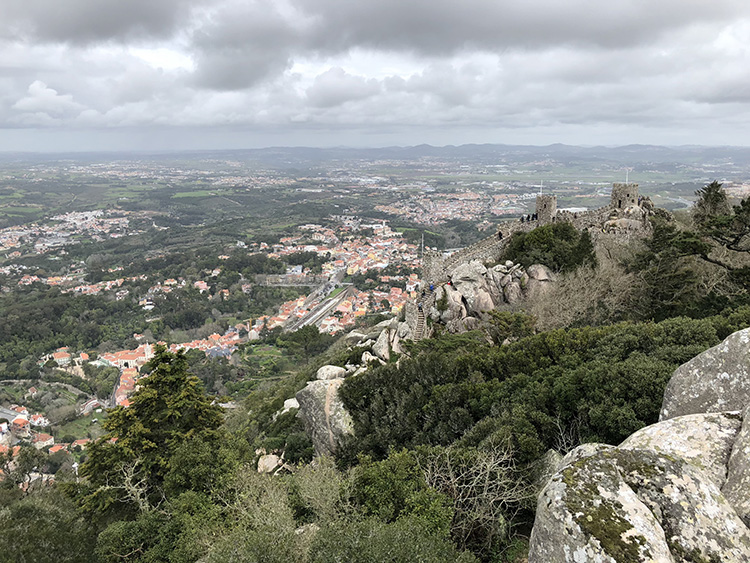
xmin=422 ymin=183 xmax=651 ymax=284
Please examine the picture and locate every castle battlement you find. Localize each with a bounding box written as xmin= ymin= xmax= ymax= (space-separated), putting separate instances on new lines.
xmin=421 ymin=182 xmax=653 ymax=284
xmin=611 ymin=183 xmax=639 ymax=209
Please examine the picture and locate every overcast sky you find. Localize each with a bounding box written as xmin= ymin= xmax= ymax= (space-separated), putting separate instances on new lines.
xmin=1 ymin=0 xmax=750 ymax=151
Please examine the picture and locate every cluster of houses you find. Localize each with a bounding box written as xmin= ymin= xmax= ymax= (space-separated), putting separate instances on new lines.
xmin=38 ymin=325 xmax=243 ymax=412
xmin=100 ymin=331 xmax=242 ymax=406
xmin=39 ymin=347 xmax=89 ymax=368
xmin=263 ymin=220 xmax=420 ymax=278
xmin=258 ymin=279 xmax=417 ymax=334
xmin=0 ymin=404 xmax=50 ymax=440
xmin=0 ymin=402 xmax=61 ymax=459
xmin=0 ymin=209 xmax=143 ymax=256
xmin=375 ymin=189 xmax=528 ymax=225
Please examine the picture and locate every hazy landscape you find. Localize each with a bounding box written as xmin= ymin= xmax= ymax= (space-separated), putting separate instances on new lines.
xmin=5 ymin=0 xmax=750 ymax=561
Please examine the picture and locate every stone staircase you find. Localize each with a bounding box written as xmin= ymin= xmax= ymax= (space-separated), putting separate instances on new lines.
xmin=414 ymin=290 xmax=435 ymax=341
xmin=414 ymin=310 xmax=426 ymax=341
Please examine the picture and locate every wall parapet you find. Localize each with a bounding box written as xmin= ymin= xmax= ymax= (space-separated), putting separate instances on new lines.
xmin=421 ymin=183 xmax=652 ymax=284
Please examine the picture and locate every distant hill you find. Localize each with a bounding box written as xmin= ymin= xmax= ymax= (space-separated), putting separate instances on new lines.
xmin=3 ymin=143 xmax=750 ymax=169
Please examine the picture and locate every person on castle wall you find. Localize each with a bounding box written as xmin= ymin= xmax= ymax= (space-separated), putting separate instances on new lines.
xmin=527 ymin=214 xmax=531 ymax=222
xmin=497 ymin=231 xmax=503 ymax=240
xmin=532 ymin=213 xmax=537 ymax=221
xmin=520 ymin=215 xmax=525 ymax=223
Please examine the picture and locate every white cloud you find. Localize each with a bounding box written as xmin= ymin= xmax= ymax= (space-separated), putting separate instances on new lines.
xmin=12 ymin=81 xmax=86 ymax=122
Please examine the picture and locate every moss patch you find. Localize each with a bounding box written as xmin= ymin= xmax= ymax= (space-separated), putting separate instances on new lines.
xmin=561 ymin=462 xmax=650 ymax=562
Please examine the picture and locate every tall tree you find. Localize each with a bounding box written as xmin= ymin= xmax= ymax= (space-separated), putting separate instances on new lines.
xmin=693 ymin=180 xmax=730 ymax=228
xmin=78 ymin=346 xmax=225 ymax=513
xmin=690 ymin=180 xmax=750 ymax=284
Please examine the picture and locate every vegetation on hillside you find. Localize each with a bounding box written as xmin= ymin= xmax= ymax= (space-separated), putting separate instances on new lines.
xmin=6 ymin=180 xmax=750 ymax=562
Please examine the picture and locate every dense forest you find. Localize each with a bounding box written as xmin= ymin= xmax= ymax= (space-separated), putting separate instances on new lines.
xmin=4 ymin=182 xmax=750 ymax=562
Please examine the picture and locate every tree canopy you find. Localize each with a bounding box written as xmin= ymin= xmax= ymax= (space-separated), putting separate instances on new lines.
xmin=79 ymin=346 xmax=226 ymax=513
xmin=502 ymin=223 xmax=596 ymax=273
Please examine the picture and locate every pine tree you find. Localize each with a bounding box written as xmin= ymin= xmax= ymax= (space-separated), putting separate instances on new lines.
xmin=693 ymin=180 xmax=730 ymax=227
xmin=79 ymin=346 xmax=225 ymax=513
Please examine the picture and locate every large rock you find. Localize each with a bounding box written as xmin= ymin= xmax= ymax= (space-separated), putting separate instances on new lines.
xmin=660 ymin=328 xmax=750 ymax=420
xmin=316 ymin=364 xmax=347 ymax=380
xmin=257 ymin=454 xmax=281 ymax=473
xmin=530 ymin=449 xmax=674 ymax=563
xmin=430 ymin=284 xmax=466 ymax=324
xmin=532 ymin=449 xmax=564 ymax=495
xmin=396 ymin=321 xmax=412 ymax=340
xmin=619 ymin=412 xmax=741 ymax=487
xmin=527 ymin=264 xmax=556 ymax=281
xmin=530 ymin=446 xmax=750 ymax=562
xmin=344 ymin=331 xmax=368 ymax=343
xmin=372 ymin=329 xmax=391 ymax=362
xmin=503 ymin=281 xmax=523 ymax=305
xmin=525 ymin=264 xmax=556 ymax=299
xmin=557 ymin=442 xmax=614 ymax=471
xmin=295 ymin=379 xmax=353 ymax=457
xmin=451 ymin=260 xmax=497 ymax=314
xmin=723 ymin=406 xmax=750 ymax=526
xmin=279 ymin=397 xmax=299 ymax=416
xmin=361 ymin=350 xmax=382 ymax=366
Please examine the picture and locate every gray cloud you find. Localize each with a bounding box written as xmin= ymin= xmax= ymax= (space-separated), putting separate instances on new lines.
xmin=306 ymin=68 xmax=380 ymax=107
xmin=299 ymin=0 xmax=749 ymax=53
xmin=0 ymin=0 xmax=206 ymax=44
xmin=1 ymin=0 xmax=750 ymax=149
xmin=188 ymin=1 xmax=302 ymax=90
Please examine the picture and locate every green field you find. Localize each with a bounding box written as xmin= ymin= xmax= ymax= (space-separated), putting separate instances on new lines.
xmin=0 ymin=206 xmax=42 ymax=215
xmin=328 ymin=286 xmax=345 ymax=299
xmin=172 ymin=190 xmax=217 ymax=198
xmin=56 ymin=410 xmax=108 ymax=442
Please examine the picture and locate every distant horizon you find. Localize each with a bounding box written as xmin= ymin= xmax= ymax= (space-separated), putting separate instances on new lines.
xmin=3 ymin=1 xmax=750 ymax=155
xmin=2 ymin=140 xmax=750 ymax=156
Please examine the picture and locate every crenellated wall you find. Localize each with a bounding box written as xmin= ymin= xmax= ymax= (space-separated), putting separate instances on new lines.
xmin=421 ymin=183 xmax=653 ymax=284
xmin=423 ymin=218 xmax=541 ymax=283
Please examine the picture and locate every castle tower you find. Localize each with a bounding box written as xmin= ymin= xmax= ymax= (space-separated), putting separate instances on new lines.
xmin=536 ymin=194 xmax=557 ymax=224
xmin=611 ymin=183 xmax=639 ymax=209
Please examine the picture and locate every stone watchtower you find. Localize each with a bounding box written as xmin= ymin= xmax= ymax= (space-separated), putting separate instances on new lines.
xmin=535 ymin=194 xmax=557 ymax=224
xmin=611 ymin=183 xmax=639 ymax=209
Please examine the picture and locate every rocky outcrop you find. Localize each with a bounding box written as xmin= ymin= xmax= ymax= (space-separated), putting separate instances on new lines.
xmin=723 ymin=405 xmax=750 ymax=526
xmin=530 ymin=444 xmax=750 ymax=562
xmin=372 ymin=329 xmax=392 ymax=362
xmin=427 ymin=260 xmax=555 ymax=334
xmin=530 ymin=326 xmax=750 ymax=561
xmin=660 ymin=328 xmax=750 ymax=420
xmin=619 ymin=412 xmax=741 ymax=487
xmin=295 ymin=378 xmax=353 ymax=457
xmin=450 ymin=261 xmax=497 ymax=314
xmin=316 ymin=365 xmax=347 ymax=380
xmin=257 ymin=454 xmax=281 ymax=473
xmin=529 ymin=411 xmax=750 ymax=562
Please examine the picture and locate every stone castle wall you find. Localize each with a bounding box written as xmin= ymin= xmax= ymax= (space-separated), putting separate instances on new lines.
xmin=611 ymin=182 xmax=639 ymax=209
xmin=421 ymin=183 xmax=649 ymax=284
xmin=536 ymin=194 xmax=557 ymax=224
xmin=423 ymin=218 xmax=540 ymax=283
